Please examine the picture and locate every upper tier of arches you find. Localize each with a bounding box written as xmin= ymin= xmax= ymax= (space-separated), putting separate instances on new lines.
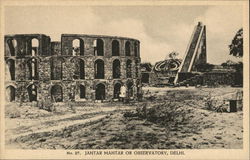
xmin=5 ymin=34 xmax=140 ymax=58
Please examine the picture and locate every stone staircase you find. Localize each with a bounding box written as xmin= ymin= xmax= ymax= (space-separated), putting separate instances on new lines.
xmin=174 ymin=22 xmax=206 ymax=85
xmin=180 ymin=24 xmax=203 ymax=72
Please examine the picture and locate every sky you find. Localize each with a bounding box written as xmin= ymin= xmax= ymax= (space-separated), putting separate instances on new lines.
xmin=5 ymin=5 xmax=243 ymax=64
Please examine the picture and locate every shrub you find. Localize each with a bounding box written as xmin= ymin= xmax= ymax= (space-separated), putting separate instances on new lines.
xmin=203 ymin=93 xmax=228 ymax=112
xmin=5 ymin=105 xmax=21 ymax=118
xmin=9 ymin=111 xmax=21 ymax=118
xmin=38 ymin=99 xmax=55 ymax=112
xmin=204 ymin=93 xmax=214 ymax=110
xmin=134 ymin=101 xmax=192 ymax=128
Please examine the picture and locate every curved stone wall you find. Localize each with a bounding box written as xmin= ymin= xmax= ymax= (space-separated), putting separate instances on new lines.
xmin=4 ymin=34 xmax=142 ymax=103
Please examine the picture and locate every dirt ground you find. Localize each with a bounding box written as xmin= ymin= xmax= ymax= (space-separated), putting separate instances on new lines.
xmin=5 ymin=86 xmax=243 ymax=149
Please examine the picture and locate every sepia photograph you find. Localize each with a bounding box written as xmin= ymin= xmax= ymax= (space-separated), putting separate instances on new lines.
xmin=0 ymin=0 xmax=249 ymax=159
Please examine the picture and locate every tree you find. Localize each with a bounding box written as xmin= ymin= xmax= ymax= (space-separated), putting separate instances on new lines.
xmin=221 ymin=60 xmax=237 ymax=67
xmin=166 ymin=51 xmax=179 ymax=60
xmin=229 ymin=28 xmax=243 ymax=57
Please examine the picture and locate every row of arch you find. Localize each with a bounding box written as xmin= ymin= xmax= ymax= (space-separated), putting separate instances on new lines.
xmin=6 ymin=58 xmax=38 ymax=81
xmin=6 ymin=58 xmax=138 ymax=81
xmin=72 ymin=39 xmax=139 ymax=57
xmin=7 ymin=38 xmax=39 ymax=57
xmin=5 ymin=82 xmax=134 ymax=102
xmin=6 ymin=84 xmax=38 ymax=102
xmin=7 ymin=38 xmax=139 ymax=57
xmin=51 ymin=58 xmax=136 ymax=80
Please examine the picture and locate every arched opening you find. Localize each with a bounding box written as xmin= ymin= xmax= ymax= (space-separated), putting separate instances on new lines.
xmin=27 ymin=84 xmax=37 ymax=102
xmin=126 ymin=59 xmax=132 ymax=78
xmin=125 ymin=41 xmax=131 ymax=56
xmin=51 ymin=85 xmax=63 ymax=102
xmin=27 ymin=58 xmax=38 ymax=80
xmin=94 ymin=59 xmax=104 ymax=79
xmin=31 ymin=38 xmax=39 ymax=56
xmin=95 ymin=83 xmax=105 ymax=100
xmin=94 ymin=39 xmax=104 ymax=56
xmin=6 ymin=59 xmax=15 ymax=80
xmin=51 ymin=58 xmax=64 ymax=80
xmin=112 ymin=40 xmax=119 ymax=56
xmin=113 ymin=59 xmax=121 ymax=79
xmin=72 ymin=58 xmax=85 ymax=79
xmin=113 ymin=83 xmax=121 ymax=99
xmin=127 ymin=82 xmax=133 ymax=98
xmin=79 ymin=85 xmax=86 ymax=99
xmin=79 ymin=59 xmax=85 ymax=79
xmin=134 ymin=42 xmax=138 ymax=57
xmin=7 ymin=39 xmax=17 ymax=56
xmin=6 ymin=86 xmax=15 ymax=102
xmin=72 ymin=39 xmax=84 ymax=56
xmin=32 ymin=38 xmax=39 ymax=47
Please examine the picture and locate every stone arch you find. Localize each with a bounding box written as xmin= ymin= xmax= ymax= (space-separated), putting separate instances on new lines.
xmin=126 ymin=59 xmax=132 ymax=78
xmin=125 ymin=41 xmax=131 ymax=56
xmin=6 ymin=58 xmax=15 ymax=81
xmin=50 ymin=57 xmax=65 ymax=80
xmin=7 ymin=39 xmax=17 ymax=56
xmin=113 ymin=59 xmax=121 ymax=79
xmin=72 ymin=39 xmax=84 ymax=56
xmin=79 ymin=84 xmax=86 ymax=99
xmin=31 ymin=38 xmax=39 ymax=56
xmin=71 ymin=58 xmax=85 ymax=79
xmin=127 ymin=81 xmax=133 ymax=98
xmin=27 ymin=84 xmax=37 ymax=102
xmin=27 ymin=57 xmax=38 ymax=80
xmin=51 ymin=84 xmax=63 ymax=102
xmin=6 ymin=85 xmax=16 ymax=102
xmin=113 ymin=82 xmax=121 ymax=99
xmin=112 ymin=40 xmax=120 ymax=56
xmin=94 ymin=39 xmax=104 ymax=56
xmin=32 ymin=38 xmax=39 ymax=47
xmin=79 ymin=59 xmax=85 ymax=79
xmin=95 ymin=83 xmax=105 ymax=100
xmin=94 ymin=59 xmax=105 ymax=79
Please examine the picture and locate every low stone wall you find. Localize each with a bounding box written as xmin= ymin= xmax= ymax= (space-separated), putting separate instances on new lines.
xmin=179 ymin=72 xmax=242 ymax=87
xmin=202 ymin=72 xmax=235 ymax=86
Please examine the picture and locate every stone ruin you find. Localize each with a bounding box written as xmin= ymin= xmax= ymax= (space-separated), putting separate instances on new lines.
xmin=174 ymin=22 xmax=207 ymax=84
xmin=141 ymin=59 xmax=182 ymax=85
xmin=5 ymin=34 xmax=142 ymax=103
xmin=141 ymin=22 xmax=242 ymax=87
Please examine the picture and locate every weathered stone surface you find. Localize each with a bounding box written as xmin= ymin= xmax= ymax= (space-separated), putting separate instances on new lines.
xmin=5 ymin=34 xmax=141 ymax=103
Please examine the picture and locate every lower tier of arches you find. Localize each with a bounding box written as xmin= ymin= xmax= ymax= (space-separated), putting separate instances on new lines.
xmin=5 ymin=79 xmax=142 ymax=103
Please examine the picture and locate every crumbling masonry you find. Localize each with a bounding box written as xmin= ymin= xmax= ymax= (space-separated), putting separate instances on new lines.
xmin=5 ymin=34 xmax=142 ymax=103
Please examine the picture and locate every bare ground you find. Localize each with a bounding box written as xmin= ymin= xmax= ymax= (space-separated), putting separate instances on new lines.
xmin=5 ymin=87 xmax=243 ymax=149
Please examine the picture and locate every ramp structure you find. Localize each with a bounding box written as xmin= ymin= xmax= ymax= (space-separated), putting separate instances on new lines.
xmin=174 ymin=22 xmax=207 ymax=84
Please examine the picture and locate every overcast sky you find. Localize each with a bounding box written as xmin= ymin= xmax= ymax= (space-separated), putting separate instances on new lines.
xmin=5 ymin=5 xmax=243 ymax=64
